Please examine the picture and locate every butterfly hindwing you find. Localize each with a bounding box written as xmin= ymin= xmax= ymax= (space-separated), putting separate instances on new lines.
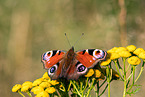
xmin=42 ymin=50 xmax=66 ymax=79
xmin=65 ymin=60 xmax=88 ymax=80
xmin=47 ymin=61 xmax=63 ymax=80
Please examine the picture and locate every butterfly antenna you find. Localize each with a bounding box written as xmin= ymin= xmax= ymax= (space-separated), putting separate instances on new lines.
xmin=65 ymin=33 xmax=72 ymax=47
xmin=73 ymin=33 xmax=84 ymax=47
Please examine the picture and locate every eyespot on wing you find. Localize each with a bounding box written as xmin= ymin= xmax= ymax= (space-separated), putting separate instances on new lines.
xmin=42 ymin=50 xmax=65 ymax=69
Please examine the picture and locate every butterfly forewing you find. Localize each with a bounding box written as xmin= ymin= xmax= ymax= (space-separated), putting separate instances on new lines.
xmin=42 ymin=50 xmax=65 ymax=69
xmin=76 ymin=49 xmax=107 ymax=68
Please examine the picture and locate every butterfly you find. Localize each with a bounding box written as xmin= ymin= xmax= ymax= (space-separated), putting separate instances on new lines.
xmin=41 ymin=47 xmax=107 ymax=80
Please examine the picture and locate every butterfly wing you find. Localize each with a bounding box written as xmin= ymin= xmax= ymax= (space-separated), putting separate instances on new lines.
xmin=65 ymin=60 xmax=89 ymax=80
xmin=41 ymin=50 xmax=65 ymax=79
xmin=65 ymin=49 xmax=107 ymax=80
xmin=41 ymin=48 xmax=107 ymax=80
xmin=76 ymin=49 xmax=107 ymax=68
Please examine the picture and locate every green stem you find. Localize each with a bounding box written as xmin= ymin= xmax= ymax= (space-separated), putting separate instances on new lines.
xmin=26 ymin=92 xmax=32 ymax=97
xmin=116 ymin=59 xmax=124 ymax=78
xmin=18 ymin=91 xmax=25 ymax=97
xmin=71 ymin=80 xmax=82 ymax=97
xmin=86 ymin=78 xmax=95 ymax=97
xmin=60 ymin=82 xmax=66 ymax=92
xmin=135 ymin=61 xmax=145 ymax=82
xmin=126 ymin=72 xmax=133 ymax=88
xmin=114 ymin=60 xmax=124 ymax=81
xmin=99 ymin=79 xmax=107 ymax=88
xmin=123 ymin=73 xmax=127 ymax=97
xmin=96 ymin=81 xmax=99 ymax=97
xmin=116 ymin=59 xmax=122 ymax=69
xmin=58 ymin=81 xmax=69 ymax=97
xmin=132 ymin=66 xmax=135 ymax=85
xmin=99 ymin=84 xmax=108 ymax=97
xmin=127 ymin=66 xmax=136 ymax=93
xmin=106 ymin=66 xmax=111 ymax=97
xmin=67 ymin=82 xmax=71 ymax=91
xmin=123 ymin=58 xmax=127 ymax=97
xmin=126 ymin=64 xmax=133 ymax=88
xmin=82 ymin=77 xmax=89 ymax=92
xmin=126 ymin=63 xmax=131 ymax=72
xmin=80 ymin=81 xmax=83 ymax=96
xmin=56 ymin=89 xmax=61 ymax=97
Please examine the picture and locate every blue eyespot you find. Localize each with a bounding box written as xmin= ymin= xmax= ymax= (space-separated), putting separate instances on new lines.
xmin=76 ymin=63 xmax=88 ymax=74
xmin=78 ymin=65 xmax=86 ymax=72
xmin=50 ymin=66 xmax=56 ymax=73
xmin=48 ymin=64 xmax=58 ymax=76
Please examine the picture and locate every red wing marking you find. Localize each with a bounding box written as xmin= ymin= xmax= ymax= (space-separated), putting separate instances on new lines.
xmin=76 ymin=51 xmax=97 ymax=67
xmin=42 ymin=51 xmax=65 ymax=69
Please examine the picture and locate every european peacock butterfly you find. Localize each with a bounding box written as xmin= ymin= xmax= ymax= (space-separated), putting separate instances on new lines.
xmin=41 ymin=47 xmax=107 ymax=80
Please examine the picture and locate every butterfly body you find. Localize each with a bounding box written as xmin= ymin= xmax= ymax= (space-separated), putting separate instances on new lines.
xmin=42 ymin=47 xmax=107 ymax=80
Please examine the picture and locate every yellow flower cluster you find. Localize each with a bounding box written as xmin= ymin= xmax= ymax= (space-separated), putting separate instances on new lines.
xmin=12 ymin=84 xmax=21 ymax=92
xmin=84 ymin=69 xmax=104 ymax=80
xmin=84 ymin=68 xmax=119 ymax=81
xmin=108 ymin=46 xmax=131 ymax=59
xmin=84 ymin=69 xmax=94 ymax=77
xmin=21 ymin=81 xmax=32 ymax=92
xmin=12 ymin=72 xmax=59 ymax=96
xmin=101 ymin=45 xmax=145 ymax=66
xmin=126 ymin=45 xmax=136 ymax=52
xmin=139 ymin=51 xmax=145 ymax=60
xmin=127 ymin=56 xmax=141 ymax=65
xmin=133 ymin=48 xmax=144 ymax=55
xmin=84 ymin=68 xmax=106 ymax=81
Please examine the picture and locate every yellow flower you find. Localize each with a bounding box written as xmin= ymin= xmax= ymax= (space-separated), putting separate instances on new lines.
xmin=101 ymin=58 xmax=111 ymax=66
xmin=36 ymin=91 xmax=49 ymax=97
xmin=39 ymin=82 xmax=51 ymax=89
xmin=21 ymin=84 xmax=32 ymax=92
xmin=84 ymin=69 xmax=94 ymax=77
xmin=32 ymin=78 xmax=43 ymax=86
xmin=42 ymin=72 xmax=50 ymax=80
xmin=22 ymin=81 xmax=32 ymax=86
xmin=127 ymin=56 xmax=141 ymax=65
xmin=45 ymin=87 xmax=56 ymax=94
xmin=126 ymin=45 xmax=136 ymax=52
xmin=119 ymin=50 xmax=131 ymax=58
xmin=59 ymin=84 xmax=63 ymax=88
xmin=100 ymin=53 xmax=111 ymax=66
xmin=138 ymin=51 xmax=145 ymax=60
xmin=107 ymin=47 xmax=118 ymax=53
xmin=95 ymin=68 xmax=105 ymax=81
xmin=31 ymin=86 xmax=44 ymax=94
xmin=115 ymin=47 xmax=127 ymax=53
xmin=111 ymin=47 xmax=119 ymax=51
xmin=12 ymin=84 xmax=21 ymax=92
xmin=94 ymin=69 xmax=101 ymax=78
xmin=133 ymin=48 xmax=144 ymax=55
xmin=49 ymin=80 xmax=59 ymax=85
xmin=110 ymin=52 xmax=120 ymax=60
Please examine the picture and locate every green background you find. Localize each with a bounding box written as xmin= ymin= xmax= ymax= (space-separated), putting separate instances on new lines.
xmin=0 ymin=0 xmax=145 ymax=97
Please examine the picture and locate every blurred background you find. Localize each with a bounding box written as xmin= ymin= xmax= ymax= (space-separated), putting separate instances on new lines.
xmin=0 ymin=0 xmax=145 ymax=97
